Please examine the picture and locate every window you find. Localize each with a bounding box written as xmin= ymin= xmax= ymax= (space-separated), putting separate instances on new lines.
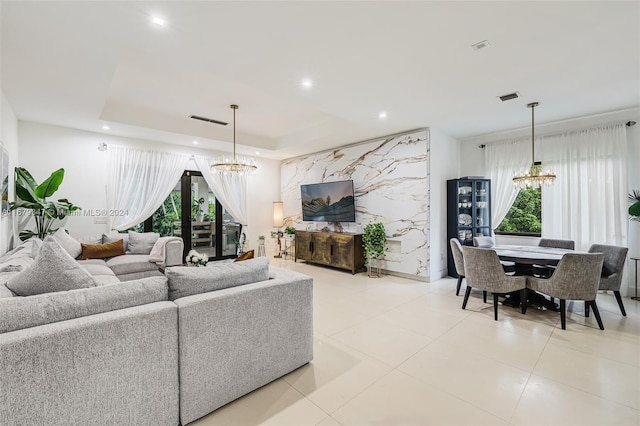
xmin=495 ymin=187 xmax=541 ymax=235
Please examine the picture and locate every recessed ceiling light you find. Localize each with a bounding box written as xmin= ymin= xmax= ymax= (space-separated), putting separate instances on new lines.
xmin=255 ymin=151 xmax=260 ymax=155
xmin=378 ymin=112 xmax=387 ymax=119
xmin=152 ymin=16 xmax=165 ymax=26
xmin=102 ymin=125 xmax=110 ymax=130
xmin=192 ymin=140 xmax=198 ymax=145
xmin=301 ymin=79 xmax=313 ymax=88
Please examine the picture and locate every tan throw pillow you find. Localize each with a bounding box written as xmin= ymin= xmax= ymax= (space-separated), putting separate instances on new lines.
xmin=6 ymin=236 xmax=98 ymax=296
xmin=81 ymin=240 xmax=125 ymax=260
xmin=234 ymin=249 xmax=255 ymax=262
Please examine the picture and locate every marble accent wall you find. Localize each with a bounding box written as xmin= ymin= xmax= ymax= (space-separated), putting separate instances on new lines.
xmin=281 ymin=130 xmax=429 ymax=278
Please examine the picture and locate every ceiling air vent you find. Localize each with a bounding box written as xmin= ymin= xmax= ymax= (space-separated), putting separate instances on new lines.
xmin=499 ymin=92 xmax=520 ymax=102
xmin=189 ymin=115 xmax=228 ymax=126
xmin=471 ymin=40 xmax=491 ymax=51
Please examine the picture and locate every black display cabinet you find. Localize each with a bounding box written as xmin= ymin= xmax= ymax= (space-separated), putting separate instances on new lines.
xmin=447 ymin=178 xmax=492 ymax=278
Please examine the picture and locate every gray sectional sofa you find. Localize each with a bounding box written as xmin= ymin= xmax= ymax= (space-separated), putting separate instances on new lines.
xmin=0 ymin=237 xmax=313 ymax=426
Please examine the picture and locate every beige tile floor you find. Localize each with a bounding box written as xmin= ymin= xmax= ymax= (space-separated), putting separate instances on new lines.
xmin=192 ymin=260 xmax=640 ymax=426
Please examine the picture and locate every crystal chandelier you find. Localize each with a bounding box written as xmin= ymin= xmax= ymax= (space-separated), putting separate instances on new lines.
xmin=513 ymin=102 xmax=556 ymax=189
xmin=211 ymin=104 xmax=257 ymax=175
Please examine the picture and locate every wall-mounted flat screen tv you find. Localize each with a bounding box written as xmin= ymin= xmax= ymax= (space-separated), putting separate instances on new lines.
xmin=300 ymin=180 xmax=356 ymax=222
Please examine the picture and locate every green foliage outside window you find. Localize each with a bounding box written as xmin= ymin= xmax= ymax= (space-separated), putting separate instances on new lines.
xmin=152 ymin=191 xmax=181 ymax=236
xmin=496 ymin=187 xmax=542 ymax=234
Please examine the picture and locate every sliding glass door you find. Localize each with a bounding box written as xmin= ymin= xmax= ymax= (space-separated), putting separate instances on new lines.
xmin=144 ymin=170 xmax=242 ymax=261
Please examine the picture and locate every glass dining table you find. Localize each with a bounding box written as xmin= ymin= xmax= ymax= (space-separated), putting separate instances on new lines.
xmin=492 ymin=245 xmax=579 ymax=310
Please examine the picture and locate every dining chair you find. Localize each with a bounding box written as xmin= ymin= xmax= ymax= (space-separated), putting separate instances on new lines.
xmin=449 ymin=238 xmax=465 ymax=296
xmin=473 ymin=236 xmax=516 ymax=274
xmin=538 ymin=238 xmax=576 ymax=250
xmin=472 ymin=236 xmax=494 ymax=248
xmin=587 ymin=244 xmax=628 ymax=316
xmin=461 ymin=246 xmax=527 ymax=320
xmin=534 ymin=238 xmax=575 ymax=279
xmin=527 ymin=253 xmax=605 ymax=330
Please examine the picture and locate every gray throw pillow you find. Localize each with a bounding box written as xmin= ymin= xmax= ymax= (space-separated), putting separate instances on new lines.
xmin=6 ymin=236 xmax=98 ymax=296
xmin=103 ymin=231 xmax=129 ymax=252
xmin=51 ymin=227 xmax=82 ymax=259
xmin=127 ymin=231 xmax=159 ymax=254
xmin=165 ymin=257 xmax=270 ymax=301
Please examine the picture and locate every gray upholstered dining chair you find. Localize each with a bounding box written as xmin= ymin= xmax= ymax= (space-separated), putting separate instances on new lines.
xmin=587 ymin=244 xmax=628 ymax=316
xmin=538 ymin=238 xmax=576 ymax=250
xmin=527 ymin=253 xmax=605 ymax=330
xmin=534 ymin=238 xmax=576 ymax=279
xmin=473 ymin=236 xmax=494 ymax=248
xmin=461 ymin=246 xmax=527 ymax=320
xmin=449 ymin=238 xmax=465 ymax=296
xmin=473 ymin=236 xmax=516 ymax=274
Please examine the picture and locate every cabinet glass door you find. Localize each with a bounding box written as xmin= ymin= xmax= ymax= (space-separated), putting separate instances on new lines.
xmin=474 ymin=180 xmax=491 ymax=237
xmin=457 ymin=180 xmax=473 ymax=243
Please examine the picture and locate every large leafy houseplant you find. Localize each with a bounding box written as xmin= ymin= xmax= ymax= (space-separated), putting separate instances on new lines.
xmin=629 ymin=190 xmax=640 ymax=221
xmin=9 ymin=167 xmax=80 ymax=241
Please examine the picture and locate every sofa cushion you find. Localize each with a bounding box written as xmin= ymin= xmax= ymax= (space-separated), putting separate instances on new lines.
xmin=51 ymin=227 xmax=82 ymax=259
xmin=6 ymin=237 xmax=98 ymax=296
xmin=77 ymin=261 xmax=118 ymax=278
xmin=0 ymin=284 xmax=15 ymax=298
xmin=128 ymin=231 xmax=159 ymax=254
xmin=106 ymin=254 xmax=159 ymax=276
xmin=75 ymin=233 xmax=103 ymax=245
xmin=165 ymin=257 xmax=270 ymax=301
xmin=102 ymin=231 xmax=129 ymax=252
xmin=0 ymin=276 xmax=169 ymax=333
xmin=81 ymin=239 xmax=125 ymax=260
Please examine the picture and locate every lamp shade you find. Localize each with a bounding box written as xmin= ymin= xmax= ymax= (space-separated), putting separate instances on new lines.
xmin=273 ymin=201 xmax=284 ymax=227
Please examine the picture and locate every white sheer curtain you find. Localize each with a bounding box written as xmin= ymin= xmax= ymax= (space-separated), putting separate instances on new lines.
xmin=485 ymin=139 xmax=531 ymax=230
xmin=106 ymin=146 xmax=190 ymax=230
xmin=193 ymin=157 xmax=248 ymax=226
xmin=539 ymin=124 xmax=628 ymax=250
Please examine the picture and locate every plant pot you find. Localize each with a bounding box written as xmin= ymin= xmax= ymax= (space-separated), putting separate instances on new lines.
xmin=367 ymin=256 xmax=382 ymax=278
xmin=195 ymin=213 xmax=204 ymax=222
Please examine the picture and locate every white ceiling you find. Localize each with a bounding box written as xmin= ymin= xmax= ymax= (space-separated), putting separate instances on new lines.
xmin=2 ymin=1 xmax=639 ymax=159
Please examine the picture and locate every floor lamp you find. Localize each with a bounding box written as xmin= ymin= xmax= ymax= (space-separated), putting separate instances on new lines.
xmin=273 ymin=201 xmax=284 ymax=258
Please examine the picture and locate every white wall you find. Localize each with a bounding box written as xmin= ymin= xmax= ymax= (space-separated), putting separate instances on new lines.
xmin=428 ymin=127 xmax=459 ymax=279
xmin=0 ymin=92 xmax=19 ymax=255
xmin=17 ymin=121 xmax=281 ymax=253
xmin=459 ymin=109 xmax=640 ymax=294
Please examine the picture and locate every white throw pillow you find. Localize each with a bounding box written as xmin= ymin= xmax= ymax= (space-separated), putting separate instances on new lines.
xmin=127 ymin=231 xmax=159 ymax=254
xmin=51 ymin=227 xmax=82 ymax=259
xmin=6 ymin=236 xmax=98 ymax=296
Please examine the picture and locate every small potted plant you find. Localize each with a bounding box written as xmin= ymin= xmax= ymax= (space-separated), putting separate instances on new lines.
xmin=363 ymin=222 xmax=387 ymax=277
xmin=284 ymin=226 xmax=296 ymax=240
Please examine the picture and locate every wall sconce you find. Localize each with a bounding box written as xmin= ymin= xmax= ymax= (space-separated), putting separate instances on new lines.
xmin=273 ymin=201 xmax=284 ymax=258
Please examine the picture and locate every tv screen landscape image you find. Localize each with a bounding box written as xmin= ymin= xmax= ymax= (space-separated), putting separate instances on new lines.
xmin=300 ymin=180 xmax=356 ymax=222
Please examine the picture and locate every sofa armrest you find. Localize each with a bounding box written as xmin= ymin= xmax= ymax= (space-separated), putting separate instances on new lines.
xmin=174 ymin=268 xmax=313 ymax=425
xmin=0 ymin=302 xmax=179 ymax=426
xmin=164 ymin=239 xmax=184 ymax=267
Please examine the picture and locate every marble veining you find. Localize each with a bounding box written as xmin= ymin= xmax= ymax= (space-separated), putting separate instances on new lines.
xmin=281 ymin=130 xmax=430 ymax=278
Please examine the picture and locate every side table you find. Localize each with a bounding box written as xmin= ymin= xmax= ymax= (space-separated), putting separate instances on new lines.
xmin=631 ymin=257 xmax=639 ymax=301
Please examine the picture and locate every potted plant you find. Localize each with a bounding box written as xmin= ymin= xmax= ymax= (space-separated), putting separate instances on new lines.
xmin=629 ymin=190 xmax=640 ymax=221
xmin=192 ymin=197 xmax=205 ymax=222
xmin=9 ymin=167 xmax=80 ymax=241
xmin=363 ymin=222 xmax=387 ymax=277
xmin=284 ymin=226 xmax=296 ymax=240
